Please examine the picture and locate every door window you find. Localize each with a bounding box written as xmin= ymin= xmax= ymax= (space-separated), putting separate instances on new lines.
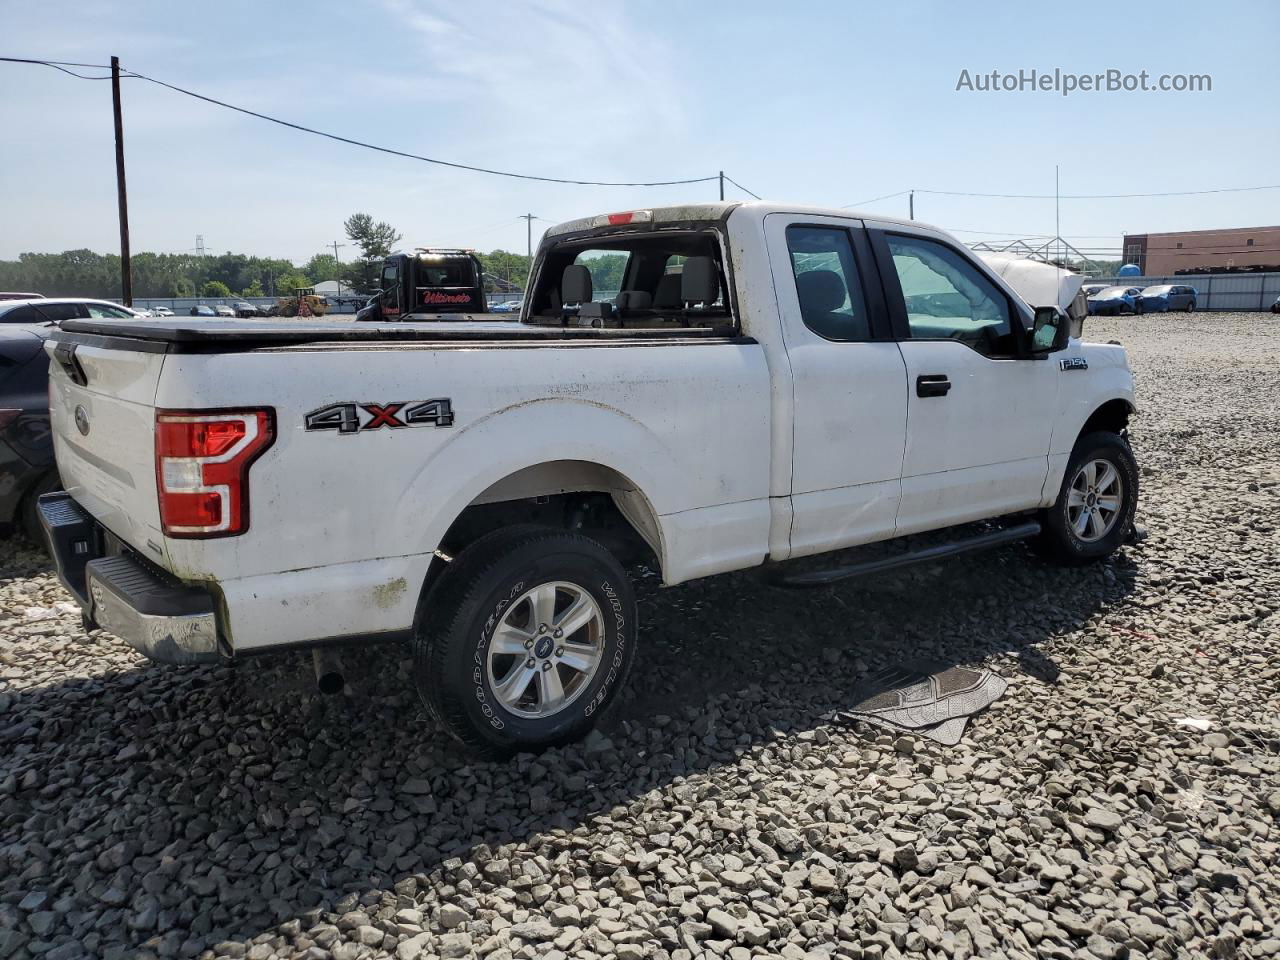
xmin=886 ymin=234 xmax=1016 ymax=356
xmin=86 ymin=303 xmax=133 ymax=318
xmin=381 ymin=263 xmax=401 ymax=315
xmin=785 ymin=226 xmax=871 ymax=341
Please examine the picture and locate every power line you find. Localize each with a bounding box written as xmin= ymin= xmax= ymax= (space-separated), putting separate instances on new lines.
xmin=841 ymin=190 xmax=912 ymax=209
xmin=723 ymin=175 xmax=761 ymax=200
xmin=0 ymin=56 xmax=113 ymax=79
xmin=112 ymin=65 xmax=719 ymax=188
xmin=845 ymin=184 xmax=1280 ymax=204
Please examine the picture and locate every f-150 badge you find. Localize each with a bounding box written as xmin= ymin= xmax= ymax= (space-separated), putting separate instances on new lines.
xmin=305 ymin=400 xmax=454 ymax=434
xmin=1059 ymin=357 xmax=1088 ymax=371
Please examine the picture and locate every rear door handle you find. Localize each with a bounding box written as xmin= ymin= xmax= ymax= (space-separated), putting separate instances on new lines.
xmin=916 ymin=374 xmax=951 ymax=398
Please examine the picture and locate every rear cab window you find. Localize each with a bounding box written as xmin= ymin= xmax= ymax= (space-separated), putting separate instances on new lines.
xmin=527 ymin=222 xmax=734 ymax=331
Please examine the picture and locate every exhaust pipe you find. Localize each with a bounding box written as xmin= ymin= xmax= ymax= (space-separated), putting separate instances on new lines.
xmin=312 ymin=648 xmax=345 ymax=695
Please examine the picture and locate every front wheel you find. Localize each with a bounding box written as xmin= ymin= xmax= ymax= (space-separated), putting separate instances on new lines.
xmin=1037 ymin=432 xmax=1139 ymax=565
xmin=413 ymin=526 xmax=636 ymax=754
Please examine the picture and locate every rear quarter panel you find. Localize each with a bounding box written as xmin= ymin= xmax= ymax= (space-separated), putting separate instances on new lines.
xmin=157 ymin=339 xmax=772 ymax=646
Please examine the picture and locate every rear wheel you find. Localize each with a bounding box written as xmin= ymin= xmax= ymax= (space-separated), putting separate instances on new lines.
xmin=1185 ymin=300 xmax=1195 ymax=313
xmin=413 ymin=526 xmax=636 ymax=754
xmin=1037 ymin=432 xmax=1138 ymax=565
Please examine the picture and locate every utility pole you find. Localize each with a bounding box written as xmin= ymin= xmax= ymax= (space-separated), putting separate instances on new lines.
xmin=719 ymin=171 xmax=725 ymax=201
xmin=908 ymin=190 xmax=914 ymax=220
xmin=331 ymin=241 xmax=345 ymax=296
xmin=111 ymin=56 xmax=132 ymax=306
xmin=519 ymin=213 xmax=536 ymax=288
xmin=1055 ymin=165 xmax=1061 ymax=267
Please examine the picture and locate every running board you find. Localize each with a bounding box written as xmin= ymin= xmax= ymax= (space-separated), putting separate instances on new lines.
xmin=767 ymin=520 xmax=1042 ymax=589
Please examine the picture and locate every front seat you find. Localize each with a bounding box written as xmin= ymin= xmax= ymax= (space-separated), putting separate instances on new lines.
xmin=795 ymin=269 xmax=866 ymax=339
xmin=653 ymin=273 xmax=683 ymax=310
xmin=680 ymin=256 xmax=720 ymax=310
xmin=561 ymin=264 xmax=593 ymax=308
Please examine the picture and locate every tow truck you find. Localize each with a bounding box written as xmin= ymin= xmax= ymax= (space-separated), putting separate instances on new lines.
xmin=356 ymin=248 xmax=489 ymax=320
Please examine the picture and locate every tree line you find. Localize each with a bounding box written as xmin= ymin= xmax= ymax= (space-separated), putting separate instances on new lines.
xmin=0 ymin=213 xmax=536 ymax=300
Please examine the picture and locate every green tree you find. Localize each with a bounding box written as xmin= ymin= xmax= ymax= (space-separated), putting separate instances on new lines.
xmin=202 ymin=280 xmax=232 ymax=298
xmin=275 ymin=272 xmax=312 ymax=294
xmin=344 ymin=213 xmax=401 ymax=293
xmin=303 ymin=253 xmax=338 ymax=283
xmin=476 ymin=249 xmax=532 ymax=292
xmin=241 ymin=279 xmax=264 ymax=297
xmin=172 ymin=277 xmax=195 ymax=297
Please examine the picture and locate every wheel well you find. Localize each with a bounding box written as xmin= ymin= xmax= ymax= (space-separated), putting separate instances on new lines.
xmin=429 ymin=461 xmax=662 ymax=587
xmin=1080 ymin=399 xmax=1132 ymax=439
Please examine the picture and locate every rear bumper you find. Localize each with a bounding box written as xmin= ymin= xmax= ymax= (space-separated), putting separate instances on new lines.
xmin=38 ymin=492 xmax=223 ymax=665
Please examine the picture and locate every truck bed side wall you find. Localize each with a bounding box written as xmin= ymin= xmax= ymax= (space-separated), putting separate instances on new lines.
xmin=156 ymin=341 xmax=772 ymax=650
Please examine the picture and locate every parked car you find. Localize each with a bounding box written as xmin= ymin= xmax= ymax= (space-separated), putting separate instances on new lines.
xmin=214 ymin=305 xmax=237 ymax=318
xmin=1272 ymin=295 xmax=1280 ymax=314
xmin=231 ymin=301 xmax=265 ymax=318
xmin=151 ymin=306 xmax=175 ymax=317
xmin=0 ymin=298 xmax=141 ymax=326
xmin=1087 ymin=286 xmax=1144 ymax=315
xmin=1140 ymin=284 xmax=1197 ymax=313
xmin=0 ymin=292 xmax=44 ymax=301
xmin=189 ymin=305 xmax=217 ymax=317
xmin=0 ymin=327 xmax=58 ymax=539
xmin=40 ymin=201 xmax=1138 ymax=754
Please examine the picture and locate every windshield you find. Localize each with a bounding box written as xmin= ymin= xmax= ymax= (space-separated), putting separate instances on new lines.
xmin=415 ymin=255 xmax=476 ymax=287
xmin=1098 ymin=287 xmax=1129 ymax=298
xmin=1142 ymin=285 xmax=1171 ymax=295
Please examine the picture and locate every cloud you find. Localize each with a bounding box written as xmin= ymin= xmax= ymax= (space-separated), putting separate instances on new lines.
xmin=380 ymin=0 xmax=688 ymax=161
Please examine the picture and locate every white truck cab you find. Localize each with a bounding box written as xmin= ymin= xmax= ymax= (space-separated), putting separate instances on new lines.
xmin=40 ymin=202 xmax=1137 ymax=753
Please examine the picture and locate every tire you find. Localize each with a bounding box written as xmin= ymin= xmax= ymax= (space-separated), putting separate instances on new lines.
xmin=1135 ymin=300 xmax=1145 ymax=315
xmin=1037 ymin=431 xmax=1138 ymax=565
xmin=413 ymin=525 xmax=636 ymax=754
xmin=1185 ymin=301 xmax=1195 ymax=313
xmin=20 ymin=471 xmax=61 ymax=545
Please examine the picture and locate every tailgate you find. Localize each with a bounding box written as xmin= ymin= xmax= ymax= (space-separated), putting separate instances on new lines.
xmin=46 ymin=337 xmax=168 ymax=561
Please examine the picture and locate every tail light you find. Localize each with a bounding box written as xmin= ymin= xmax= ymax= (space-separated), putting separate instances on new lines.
xmin=155 ymin=409 xmax=274 ymax=537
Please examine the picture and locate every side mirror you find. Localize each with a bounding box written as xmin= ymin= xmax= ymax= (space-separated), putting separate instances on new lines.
xmin=1030 ymin=305 xmax=1071 ymax=354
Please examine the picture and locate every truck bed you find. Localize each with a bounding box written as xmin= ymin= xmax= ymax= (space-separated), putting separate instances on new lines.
xmin=57 ymin=317 xmax=741 ymax=348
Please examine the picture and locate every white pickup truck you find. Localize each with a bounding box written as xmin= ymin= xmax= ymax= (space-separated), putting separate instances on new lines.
xmin=40 ymin=202 xmax=1138 ymax=753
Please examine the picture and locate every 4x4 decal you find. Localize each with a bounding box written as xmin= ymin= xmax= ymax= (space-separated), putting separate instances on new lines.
xmin=305 ymin=400 xmax=454 ymax=434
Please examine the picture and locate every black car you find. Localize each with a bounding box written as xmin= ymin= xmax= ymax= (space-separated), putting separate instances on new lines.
xmin=0 ymin=327 xmax=58 ymax=539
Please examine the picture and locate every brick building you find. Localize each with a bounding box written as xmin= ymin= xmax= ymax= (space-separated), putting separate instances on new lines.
xmin=1122 ymin=225 xmax=1280 ymax=274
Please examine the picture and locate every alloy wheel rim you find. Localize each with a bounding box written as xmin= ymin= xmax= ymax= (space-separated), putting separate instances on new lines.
xmin=486 ymin=581 xmax=604 ymax=718
xmin=1066 ymin=458 xmax=1124 ymax=543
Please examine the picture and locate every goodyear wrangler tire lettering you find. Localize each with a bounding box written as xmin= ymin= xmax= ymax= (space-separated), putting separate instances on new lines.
xmin=412 ymin=527 xmax=636 ymax=755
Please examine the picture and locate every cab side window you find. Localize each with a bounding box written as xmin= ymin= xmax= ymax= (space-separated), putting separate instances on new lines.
xmin=381 ymin=264 xmax=401 ymax=315
xmin=885 ymin=234 xmax=1016 ymax=357
xmin=785 ymin=226 xmax=871 ymax=342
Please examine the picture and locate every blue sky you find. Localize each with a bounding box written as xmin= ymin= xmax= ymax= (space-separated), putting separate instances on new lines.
xmin=2 ymin=0 xmax=1277 ymax=263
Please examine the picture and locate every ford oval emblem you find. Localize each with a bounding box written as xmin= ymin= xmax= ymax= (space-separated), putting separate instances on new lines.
xmin=74 ymin=405 xmax=90 ymax=436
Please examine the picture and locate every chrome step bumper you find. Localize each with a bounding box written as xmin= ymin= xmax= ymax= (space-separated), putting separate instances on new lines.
xmin=37 ymin=492 xmax=222 ymax=665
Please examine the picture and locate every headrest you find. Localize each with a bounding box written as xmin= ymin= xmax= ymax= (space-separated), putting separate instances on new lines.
xmin=653 ymin=273 xmax=683 ymax=308
xmin=561 ymin=264 xmax=593 ymax=304
xmin=681 ymin=256 xmax=719 ymax=304
xmin=796 ymin=269 xmax=848 ymax=316
xmin=616 ymin=290 xmax=652 ymax=311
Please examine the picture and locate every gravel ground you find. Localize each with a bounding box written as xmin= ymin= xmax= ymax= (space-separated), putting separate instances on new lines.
xmin=2 ymin=312 xmax=1278 ymax=960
